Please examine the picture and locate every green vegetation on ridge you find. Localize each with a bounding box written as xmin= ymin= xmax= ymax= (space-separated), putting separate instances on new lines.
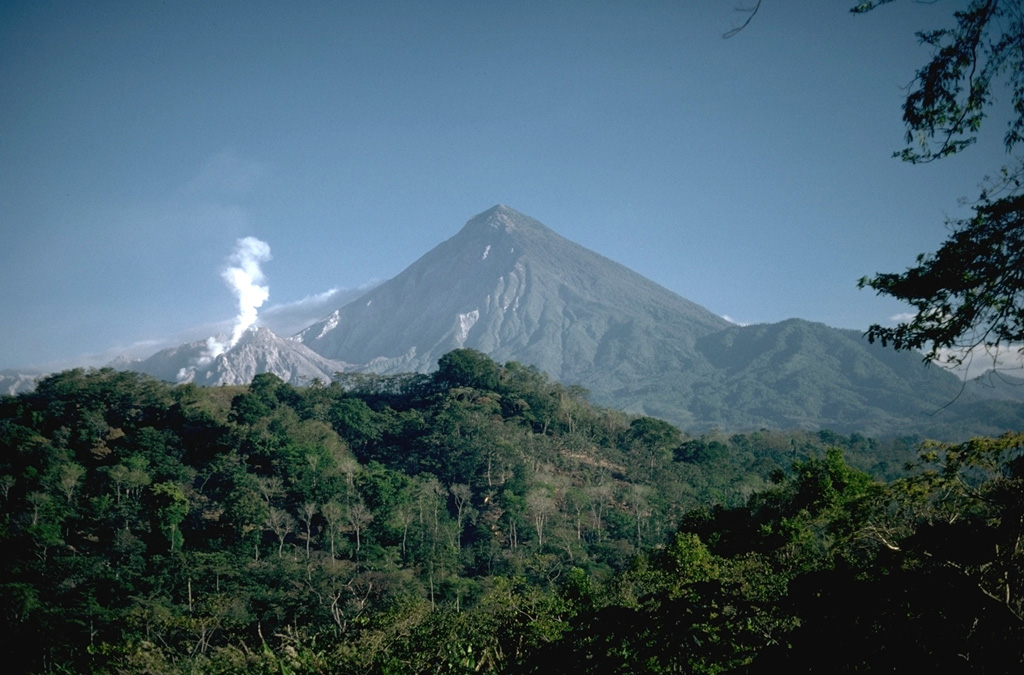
xmin=1 ymin=350 xmax=1021 ymax=672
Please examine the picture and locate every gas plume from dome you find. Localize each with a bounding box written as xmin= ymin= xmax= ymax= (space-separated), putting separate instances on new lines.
xmin=176 ymin=236 xmax=272 ymax=381
xmin=222 ymin=236 xmax=272 ymax=348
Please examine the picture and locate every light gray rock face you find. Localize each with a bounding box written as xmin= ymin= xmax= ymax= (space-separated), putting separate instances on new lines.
xmin=296 ymin=204 xmax=731 ymax=382
xmin=0 ymin=370 xmax=41 ymax=396
xmin=126 ymin=327 xmax=349 ymax=386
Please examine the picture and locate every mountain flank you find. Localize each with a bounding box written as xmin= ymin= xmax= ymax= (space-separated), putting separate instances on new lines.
xmin=122 ymin=205 xmax=1024 ymax=439
xmin=296 ymin=205 xmax=730 ymax=377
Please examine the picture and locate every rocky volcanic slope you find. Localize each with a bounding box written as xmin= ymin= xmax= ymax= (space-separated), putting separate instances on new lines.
xmin=114 ymin=205 xmax=1024 ymax=439
xmin=127 ymin=326 xmax=348 ymax=387
xmin=292 ymin=205 xmax=1024 ymax=438
xmin=297 ymin=205 xmax=731 ymax=380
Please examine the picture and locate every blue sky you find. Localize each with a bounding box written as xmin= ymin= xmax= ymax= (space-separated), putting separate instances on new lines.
xmin=0 ymin=1 xmax=1007 ymax=371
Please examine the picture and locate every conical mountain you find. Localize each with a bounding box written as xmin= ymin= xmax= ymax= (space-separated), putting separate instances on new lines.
xmin=297 ymin=205 xmax=731 ymax=383
xmin=298 ymin=205 xmax=1024 ymax=438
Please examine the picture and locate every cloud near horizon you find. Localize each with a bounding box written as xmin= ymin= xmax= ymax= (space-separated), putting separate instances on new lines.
xmin=258 ymin=282 xmax=379 ymax=337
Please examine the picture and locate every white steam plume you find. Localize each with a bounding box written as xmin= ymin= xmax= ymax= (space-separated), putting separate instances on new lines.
xmin=222 ymin=236 xmax=272 ymax=348
xmin=178 ymin=237 xmax=272 ymax=381
xmin=175 ymin=238 xmax=272 ymax=385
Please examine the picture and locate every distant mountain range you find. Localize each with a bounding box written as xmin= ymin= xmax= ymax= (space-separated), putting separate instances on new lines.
xmin=39 ymin=205 xmax=1024 ymax=438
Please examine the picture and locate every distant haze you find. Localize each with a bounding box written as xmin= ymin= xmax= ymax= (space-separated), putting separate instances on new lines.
xmin=0 ymin=2 xmax=1007 ymax=370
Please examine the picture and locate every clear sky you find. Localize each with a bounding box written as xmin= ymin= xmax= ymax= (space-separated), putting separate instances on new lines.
xmin=0 ymin=1 xmax=1007 ymax=371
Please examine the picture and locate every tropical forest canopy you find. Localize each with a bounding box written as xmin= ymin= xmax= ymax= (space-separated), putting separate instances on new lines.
xmin=1 ymin=351 xmax=1022 ymax=672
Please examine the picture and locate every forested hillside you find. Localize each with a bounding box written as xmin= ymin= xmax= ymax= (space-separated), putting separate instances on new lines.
xmin=1 ymin=351 xmax=1021 ymax=672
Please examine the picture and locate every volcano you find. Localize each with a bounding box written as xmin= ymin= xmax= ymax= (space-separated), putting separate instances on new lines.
xmin=297 ymin=205 xmax=729 ymax=379
xmin=291 ymin=205 xmax=1024 ymax=437
xmin=118 ymin=205 xmax=1024 ymax=438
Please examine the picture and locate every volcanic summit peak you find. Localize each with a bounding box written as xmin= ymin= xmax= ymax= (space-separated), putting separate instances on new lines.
xmin=463 ymin=204 xmax=550 ymax=236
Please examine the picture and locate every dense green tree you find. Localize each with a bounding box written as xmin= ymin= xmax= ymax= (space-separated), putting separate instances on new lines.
xmin=148 ymin=481 xmax=188 ymax=553
xmin=498 ymin=361 xmax=560 ymax=433
xmin=435 ymin=348 xmax=503 ymax=392
xmin=622 ymin=416 xmax=683 ymax=480
xmin=326 ymin=395 xmax=382 ymax=455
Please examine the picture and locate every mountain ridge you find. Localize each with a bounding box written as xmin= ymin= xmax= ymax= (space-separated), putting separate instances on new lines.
xmin=108 ymin=205 xmax=1024 ymax=439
